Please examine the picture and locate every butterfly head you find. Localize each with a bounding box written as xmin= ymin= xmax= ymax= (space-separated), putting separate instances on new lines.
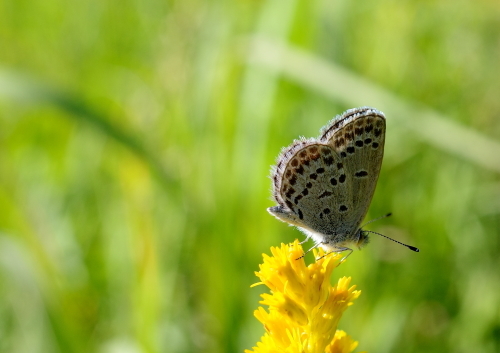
xmin=355 ymin=229 xmax=370 ymax=249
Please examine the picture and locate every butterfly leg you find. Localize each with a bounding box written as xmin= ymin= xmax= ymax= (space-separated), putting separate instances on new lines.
xmin=295 ymin=242 xmax=320 ymax=260
xmin=315 ymin=246 xmax=353 ymax=262
xmin=299 ymin=236 xmax=311 ymax=245
xmin=339 ymin=247 xmax=354 ymax=262
xmin=296 ymin=244 xmax=353 ymax=262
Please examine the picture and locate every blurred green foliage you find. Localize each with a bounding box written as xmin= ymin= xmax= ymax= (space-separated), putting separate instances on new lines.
xmin=1 ymin=0 xmax=500 ymax=352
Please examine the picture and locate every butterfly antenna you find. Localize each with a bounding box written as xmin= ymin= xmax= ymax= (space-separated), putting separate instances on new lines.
xmin=364 ymin=230 xmax=419 ymax=252
xmin=360 ymin=212 xmax=392 ymax=228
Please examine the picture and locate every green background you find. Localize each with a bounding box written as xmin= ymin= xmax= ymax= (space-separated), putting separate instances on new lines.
xmin=1 ymin=0 xmax=500 ymax=352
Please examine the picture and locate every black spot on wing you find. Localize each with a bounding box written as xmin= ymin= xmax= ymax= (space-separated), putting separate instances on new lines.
xmin=354 ymin=170 xmax=368 ymax=177
xmin=323 ymin=156 xmax=334 ymax=165
xmin=318 ymin=191 xmax=333 ymax=199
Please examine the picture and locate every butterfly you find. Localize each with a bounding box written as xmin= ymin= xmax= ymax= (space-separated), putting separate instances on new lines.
xmin=268 ymin=107 xmax=418 ymax=258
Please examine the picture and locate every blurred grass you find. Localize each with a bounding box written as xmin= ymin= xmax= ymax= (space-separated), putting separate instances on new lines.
xmin=1 ymin=0 xmax=500 ymax=352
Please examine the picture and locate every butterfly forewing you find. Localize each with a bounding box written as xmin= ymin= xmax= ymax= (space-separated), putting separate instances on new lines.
xmin=320 ymin=109 xmax=386 ymax=231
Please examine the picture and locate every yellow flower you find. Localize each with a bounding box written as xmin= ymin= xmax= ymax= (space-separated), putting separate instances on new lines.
xmin=246 ymin=240 xmax=364 ymax=353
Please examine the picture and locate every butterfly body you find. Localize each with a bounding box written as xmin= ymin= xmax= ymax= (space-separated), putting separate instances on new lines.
xmin=268 ymin=107 xmax=386 ymax=254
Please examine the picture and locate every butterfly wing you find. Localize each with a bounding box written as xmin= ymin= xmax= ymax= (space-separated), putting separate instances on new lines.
xmin=268 ymin=140 xmax=351 ymax=238
xmin=319 ymin=107 xmax=386 ymax=233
